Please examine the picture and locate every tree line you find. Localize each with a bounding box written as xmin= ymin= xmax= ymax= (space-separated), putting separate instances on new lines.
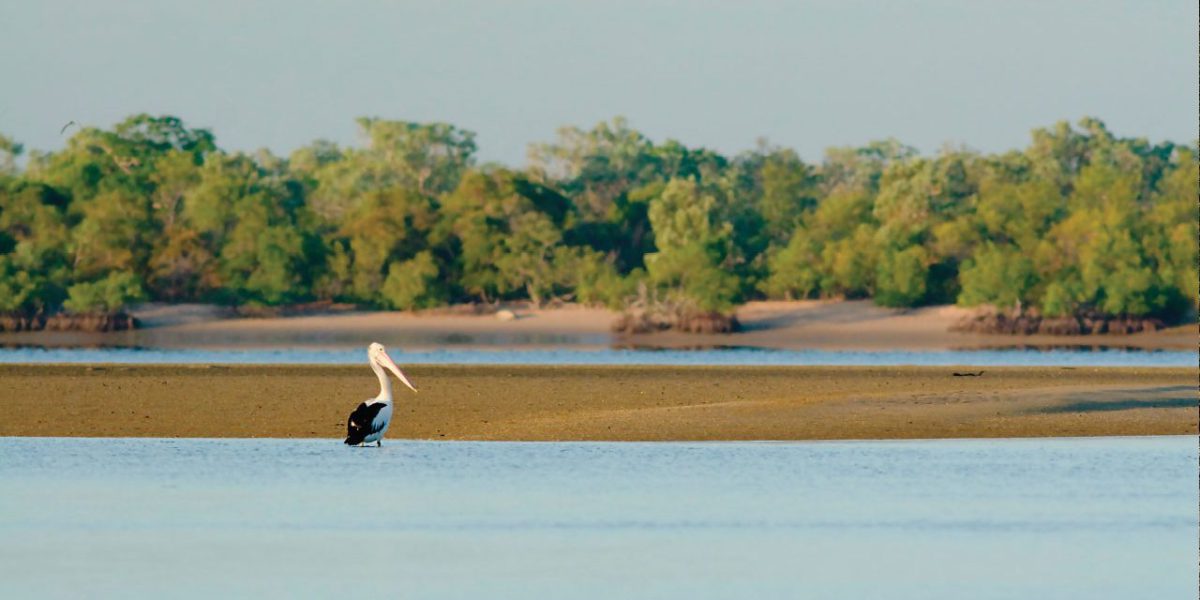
xmin=0 ymin=115 xmax=1195 ymax=323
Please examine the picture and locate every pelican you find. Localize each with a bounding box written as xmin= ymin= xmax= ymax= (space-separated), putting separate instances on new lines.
xmin=345 ymin=342 xmax=418 ymax=447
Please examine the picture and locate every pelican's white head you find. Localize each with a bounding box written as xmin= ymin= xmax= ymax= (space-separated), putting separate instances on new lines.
xmin=368 ymin=342 xmax=418 ymax=393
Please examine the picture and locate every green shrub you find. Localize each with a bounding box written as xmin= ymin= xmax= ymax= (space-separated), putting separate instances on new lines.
xmin=63 ymin=271 xmax=146 ymax=313
xmin=380 ymin=251 xmax=444 ymax=310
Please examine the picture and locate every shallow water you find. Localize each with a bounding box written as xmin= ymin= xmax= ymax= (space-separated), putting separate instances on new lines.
xmin=1 ymin=436 xmax=1195 ymax=598
xmin=0 ymin=345 xmax=1194 ymax=367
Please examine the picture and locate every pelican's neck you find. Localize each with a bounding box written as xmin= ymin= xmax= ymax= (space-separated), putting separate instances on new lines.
xmin=371 ymin=359 xmax=394 ymax=404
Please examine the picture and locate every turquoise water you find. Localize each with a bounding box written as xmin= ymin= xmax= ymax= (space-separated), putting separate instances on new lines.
xmin=0 ymin=346 xmax=1194 ymax=366
xmin=0 ymin=436 xmax=1195 ymax=598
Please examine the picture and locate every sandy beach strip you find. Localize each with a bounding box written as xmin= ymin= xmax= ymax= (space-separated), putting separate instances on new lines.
xmin=3 ymin=300 xmax=1193 ymax=351
xmin=1 ymin=364 xmax=1194 ymax=440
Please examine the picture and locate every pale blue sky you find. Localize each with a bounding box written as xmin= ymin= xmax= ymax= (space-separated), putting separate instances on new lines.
xmin=0 ymin=0 xmax=1194 ymax=164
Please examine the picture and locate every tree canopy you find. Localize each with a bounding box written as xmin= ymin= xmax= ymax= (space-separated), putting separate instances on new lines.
xmin=0 ymin=115 xmax=1194 ymax=323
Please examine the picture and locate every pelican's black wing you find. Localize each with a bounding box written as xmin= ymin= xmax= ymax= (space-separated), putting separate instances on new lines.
xmin=344 ymin=402 xmax=388 ymax=445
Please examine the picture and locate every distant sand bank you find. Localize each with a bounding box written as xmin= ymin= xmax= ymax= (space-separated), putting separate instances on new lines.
xmin=2 ymin=300 xmax=1192 ymax=351
xmin=2 ymin=365 xmax=1194 ymax=440
xmin=626 ymin=301 xmax=1196 ymax=351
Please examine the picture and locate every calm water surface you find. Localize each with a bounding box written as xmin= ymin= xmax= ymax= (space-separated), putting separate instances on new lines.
xmin=1 ymin=436 xmax=1195 ymax=598
xmin=0 ymin=346 xmax=1194 ymax=367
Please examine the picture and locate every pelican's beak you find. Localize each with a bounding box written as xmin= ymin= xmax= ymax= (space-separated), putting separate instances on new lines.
xmin=380 ymin=351 xmax=418 ymax=393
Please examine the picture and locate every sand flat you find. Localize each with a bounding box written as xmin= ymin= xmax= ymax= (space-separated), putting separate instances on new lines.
xmin=3 ymin=300 xmax=1193 ymax=350
xmin=0 ymin=364 xmax=1194 ymax=440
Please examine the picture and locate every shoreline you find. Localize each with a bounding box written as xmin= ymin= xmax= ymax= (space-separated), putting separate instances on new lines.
xmin=1 ymin=300 xmax=1193 ymax=351
xmin=3 ymin=364 xmax=1194 ymax=441
xmin=1 ymin=434 xmax=1190 ymax=443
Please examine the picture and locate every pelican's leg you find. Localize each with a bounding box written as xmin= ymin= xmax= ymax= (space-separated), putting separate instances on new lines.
xmin=377 ymin=440 xmax=382 ymax=448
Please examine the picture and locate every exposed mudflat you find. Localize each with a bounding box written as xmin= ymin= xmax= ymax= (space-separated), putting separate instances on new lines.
xmin=1 ymin=364 xmax=1194 ymax=440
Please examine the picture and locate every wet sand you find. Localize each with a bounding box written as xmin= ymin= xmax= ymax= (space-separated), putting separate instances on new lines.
xmin=1 ymin=365 xmax=1194 ymax=440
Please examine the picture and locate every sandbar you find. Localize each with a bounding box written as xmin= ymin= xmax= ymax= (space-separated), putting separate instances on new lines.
xmin=1 ymin=364 xmax=1194 ymax=440
xmin=2 ymin=300 xmax=1193 ymax=351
